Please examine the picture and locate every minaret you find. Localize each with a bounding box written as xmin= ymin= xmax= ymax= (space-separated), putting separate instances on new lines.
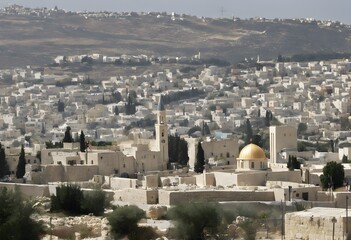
xmin=155 ymin=95 xmax=168 ymax=170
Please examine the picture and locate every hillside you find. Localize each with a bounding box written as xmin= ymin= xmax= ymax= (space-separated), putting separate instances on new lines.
xmin=0 ymin=10 xmax=351 ymax=68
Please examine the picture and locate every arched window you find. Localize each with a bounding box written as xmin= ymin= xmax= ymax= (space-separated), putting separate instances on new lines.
xmin=162 ymin=131 xmax=164 ymax=137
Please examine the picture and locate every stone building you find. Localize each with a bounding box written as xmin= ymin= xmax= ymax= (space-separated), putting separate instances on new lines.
xmin=269 ymin=125 xmax=297 ymax=164
xmin=236 ymin=143 xmax=268 ymax=171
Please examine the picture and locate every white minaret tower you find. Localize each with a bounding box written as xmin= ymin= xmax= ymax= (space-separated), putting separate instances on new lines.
xmin=155 ymin=95 xmax=168 ymax=170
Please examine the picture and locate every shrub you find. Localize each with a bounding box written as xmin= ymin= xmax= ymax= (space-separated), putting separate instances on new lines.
xmin=0 ymin=188 xmax=44 ymax=240
xmin=51 ymin=184 xmax=106 ymax=216
xmin=107 ymin=205 xmax=145 ymax=240
xmin=168 ymin=202 xmax=223 ymax=240
xmin=51 ymin=184 xmax=83 ymax=215
xmin=81 ymin=190 xmax=106 ymax=216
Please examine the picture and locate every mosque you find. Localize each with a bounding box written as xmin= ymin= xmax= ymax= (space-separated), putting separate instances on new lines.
xmin=236 ymin=143 xmax=268 ymax=171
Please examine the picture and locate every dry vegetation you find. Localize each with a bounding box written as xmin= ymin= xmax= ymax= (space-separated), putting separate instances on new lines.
xmin=0 ymin=13 xmax=351 ymax=68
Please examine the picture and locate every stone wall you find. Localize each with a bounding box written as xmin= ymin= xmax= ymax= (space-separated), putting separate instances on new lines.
xmin=31 ymin=165 xmax=99 ymax=184
xmin=64 ymin=165 xmax=99 ymax=182
xmin=145 ymin=175 xmax=159 ymax=188
xmin=110 ymin=177 xmax=134 ymax=190
xmin=285 ymin=208 xmax=350 ymax=240
xmin=267 ymin=171 xmax=302 ymax=183
xmin=158 ymin=189 xmax=275 ymax=205
xmin=213 ymin=172 xmax=237 ymax=187
xmin=0 ymin=182 xmax=49 ymax=198
xmin=273 ymin=186 xmax=320 ymax=201
xmin=114 ymin=188 xmax=158 ymax=204
xmin=236 ymin=172 xmax=266 ymax=186
xmin=179 ymin=176 xmax=196 ymax=185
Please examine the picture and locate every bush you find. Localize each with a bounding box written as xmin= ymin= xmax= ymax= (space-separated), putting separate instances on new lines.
xmin=51 ymin=184 xmax=83 ymax=215
xmin=168 ymin=202 xmax=223 ymax=240
xmin=81 ymin=190 xmax=106 ymax=216
xmin=320 ymin=161 xmax=345 ymax=189
xmin=51 ymin=184 xmax=106 ymax=216
xmin=0 ymin=188 xmax=44 ymax=240
xmin=107 ymin=205 xmax=145 ymax=240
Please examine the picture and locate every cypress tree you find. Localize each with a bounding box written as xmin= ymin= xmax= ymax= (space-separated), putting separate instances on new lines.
xmin=63 ymin=126 xmax=73 ymax=143
xmin=0 ymin=143 xmax=9 ymax=178
xmin=178 ymin=139 xmax=189 ymax=166
xmin=16 ymin=145 xmax=26 ymax=179
xmin=194 ymin=141 xmax=205 ymax=173
xmin=80 ymin=130 xmax=86 ymax=152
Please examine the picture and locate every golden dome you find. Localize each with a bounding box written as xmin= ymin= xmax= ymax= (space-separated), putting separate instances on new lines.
xmin=238 ymin=143 xmax=266 ymax=160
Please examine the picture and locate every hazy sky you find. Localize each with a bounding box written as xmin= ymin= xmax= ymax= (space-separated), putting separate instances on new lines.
xmin=1 ymin=0 xmax=351 ymax=24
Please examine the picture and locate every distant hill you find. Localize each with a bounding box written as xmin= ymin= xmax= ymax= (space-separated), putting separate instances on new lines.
xmin=0 ymin=10 xmax=351 ymax=68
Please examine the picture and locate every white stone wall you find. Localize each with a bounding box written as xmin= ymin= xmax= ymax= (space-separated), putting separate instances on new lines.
xmin=0 ymin=182 xmax=50 ymax=198
xmin=110 ymin=177 xmax=134 ymax=190
xmin=285 ymin=208 xmax=350 ymax=240
xmin=114 ymin=188 xmax=158 ymax=204
xmin=158 ymin=189 xmax=275 ymax=205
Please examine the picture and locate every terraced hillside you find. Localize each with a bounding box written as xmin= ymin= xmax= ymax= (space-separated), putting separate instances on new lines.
xmin=0 ymin=12 xmax=351 ymax=68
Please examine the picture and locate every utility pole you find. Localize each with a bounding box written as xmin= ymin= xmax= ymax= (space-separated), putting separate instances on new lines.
xmin=332 ymin=217 xmax=337 ymax=240
xmin=281 ymin=200 xmax=285 ymax=240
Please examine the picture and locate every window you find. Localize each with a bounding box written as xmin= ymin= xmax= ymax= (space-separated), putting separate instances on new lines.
xmin=91 ymin=160 xmax=93 ymax=164
xmin=251 ymin=162 xmax=254 ymax=169
xmin=123 ymin=164 xmax=126 ymax=168
xmin=162 ymin=131 xmax=164 ymax=137
xmin=226 ymin=152 xmax=230 ymax=158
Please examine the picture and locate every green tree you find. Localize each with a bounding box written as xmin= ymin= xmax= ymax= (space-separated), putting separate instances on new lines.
xmin=320 ymin=161 xmax=345 ymax=189
xmin=81 ymin=190 xmax=106 ymax=216
xmin=168 ymin=202 xmax=223 ymax=240
xmin=0 ymin=143 xmax=9 ymax=178
xmin=114 ymin=105 xmax=119 ymax=115
xmin=194 ymin=141 xmax=205 ymax=173
xmin=80 ymin=130 xmax=86 ymax=152
xmin=168 ymin=135 xmax=189 ymax=167
xmin=203 ymin=123 xmax=211 ymax=136
xmin=188 ymin=126 xmax=202 ymax=136
xmin=107 ymin=205 xmax=145 ymax=240
xmin=287 ymin=155 xmax=301 ymax=171
xmin=51 ymin=184 xmax=83 ymax=215
xmin=179 ymin=139 xmax=189 ymax=166
xmin=125 ymin=95 xmax=136 ymax=115
xmin=16 ymin=145 xmax=26 ymax=179
xmin=287 ymin=155 xmax=292 ymax=171
xmin=297 ymin=122 xmax=307 ymax=135
xmin=63 ymin=126 xmax=73 ymax=143
xmin=265 ymin=111 xmax=271 ymax=127
xmin=51 ymin=185 xmax=106 ymax=216
xmin=57 ymin=99 xmax=65 ymax=112
xmin=0 ymin=188 xmax=44 ymax=240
